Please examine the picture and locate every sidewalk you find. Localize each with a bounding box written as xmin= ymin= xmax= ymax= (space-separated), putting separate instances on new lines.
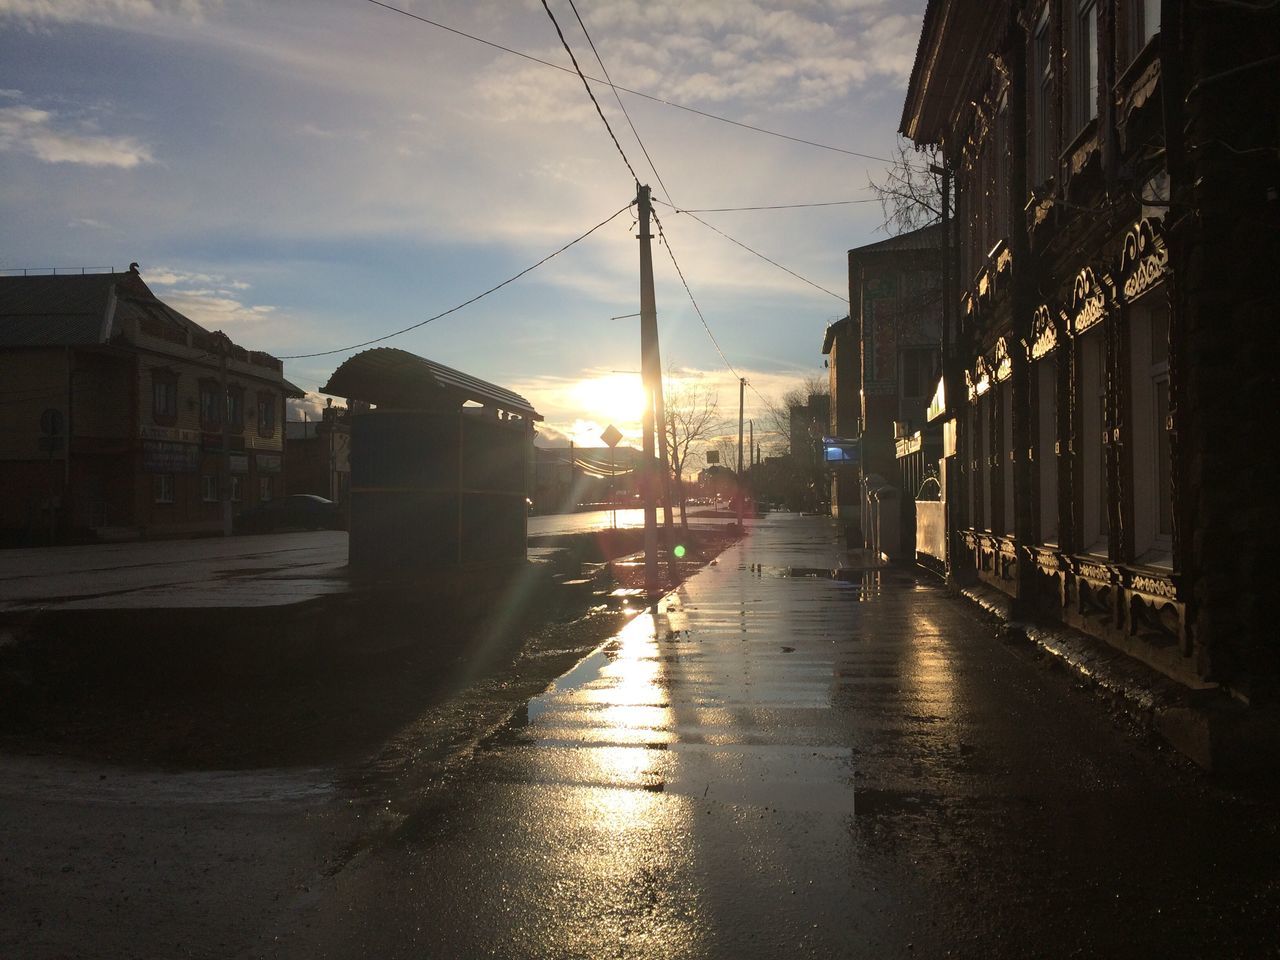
xmin=261 ymin=513 xmax=1278 ymax=960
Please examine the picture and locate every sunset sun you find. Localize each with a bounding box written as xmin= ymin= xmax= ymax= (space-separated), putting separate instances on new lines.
xmin=571 ymin=373 xmax=646 ymax=432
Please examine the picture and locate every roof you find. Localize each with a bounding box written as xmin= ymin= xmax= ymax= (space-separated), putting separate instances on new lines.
xmin=0 ymin=272 xmax=142 ymax=347
xmin=848 ymin=221 xmax=943 ymax=258
xmin=821 ymin=316 xmax=851 ymax=355
xmin=899 ymin=0 xmax=1007 ymax=147
xmin=0 ymin=271 xmax=299 ymax=391
xmin=320 ymin=347 xmax=542 ymax=420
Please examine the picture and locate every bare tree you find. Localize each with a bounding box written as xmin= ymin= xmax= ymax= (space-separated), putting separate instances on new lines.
xmin=663 ymin=371 xmax=721 ymax=527
xmin=868 ymin=136 xmax=944 ymax=235
xmin=761 ymin=373 xmax=829 ymax=457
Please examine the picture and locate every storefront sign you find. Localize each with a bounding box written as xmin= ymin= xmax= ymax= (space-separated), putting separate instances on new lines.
xmin=143 ymin=440 xmax=199 ymax=474
xmin=256 ymin=453 xmax=282 ymax=474
xmin=140 ymin=425 xmax=199 ymax=444
xmin=229 ymin=454 xmax=249 ymax=474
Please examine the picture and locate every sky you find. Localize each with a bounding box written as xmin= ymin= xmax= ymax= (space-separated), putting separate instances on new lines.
xmin=0 ymin=0 xmax=926 ymax=453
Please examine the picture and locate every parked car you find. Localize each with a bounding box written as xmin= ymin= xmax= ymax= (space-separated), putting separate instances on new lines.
xmin=234 ymin=494 xmax=343 ymax=533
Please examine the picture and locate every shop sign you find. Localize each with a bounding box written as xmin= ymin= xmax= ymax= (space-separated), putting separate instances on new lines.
xmin=256 ymin=453 xmax=282 ymax=474
xmin=229 ymin=454 xmax=249 ymax=474
xmin=143 ymin=440 xmax=199 ymax=474
xmin=141 ymin=425 xmax=199 ymax=444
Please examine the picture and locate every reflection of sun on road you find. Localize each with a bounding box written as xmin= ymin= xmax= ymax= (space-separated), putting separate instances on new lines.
xmin=510 ymin=608 xmax=705 ymax=954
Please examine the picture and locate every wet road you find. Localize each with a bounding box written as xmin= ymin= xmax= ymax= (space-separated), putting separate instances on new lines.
xmin=265 ymin=514 xmax=1278 ymax=959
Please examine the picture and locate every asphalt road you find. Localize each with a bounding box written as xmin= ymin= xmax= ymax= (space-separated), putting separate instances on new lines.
xmin=255 ymin=514 xmax=1279 ymax=960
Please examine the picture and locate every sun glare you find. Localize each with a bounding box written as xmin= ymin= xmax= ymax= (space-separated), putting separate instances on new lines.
xmin=571 ymin=373 xmax=646 ymax=432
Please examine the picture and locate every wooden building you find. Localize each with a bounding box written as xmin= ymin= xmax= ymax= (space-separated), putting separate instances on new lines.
xmin=900 ymin=1 xmax=1278 ymax=706
xmin=0 ymin=267 xmax=302 ymax=542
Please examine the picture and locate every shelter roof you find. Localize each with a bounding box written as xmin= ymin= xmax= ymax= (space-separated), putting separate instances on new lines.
xmin=320 ymin=347 xmax=542 ymax=420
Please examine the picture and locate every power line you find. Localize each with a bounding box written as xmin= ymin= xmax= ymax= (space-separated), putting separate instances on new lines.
xmin=649 ymin=208 xmax=737 ymax=380
xmin=362 ymin=0 xmax=901 ymax=165
xmin=279 ymin=202 xmax=633 ymax=360
xmin=538 ymin=0 xmax=640 ymax=185
xmin=565 ymin=0 xmax=675 ymax=207
xmin=675 ymin=198 xmax=882 ymax=213
xmin=665 ymin=205 xmax=847 ymax=303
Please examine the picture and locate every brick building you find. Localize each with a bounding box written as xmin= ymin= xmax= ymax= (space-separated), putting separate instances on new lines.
xmin=0 ymin=267 xmax=303 ymax=542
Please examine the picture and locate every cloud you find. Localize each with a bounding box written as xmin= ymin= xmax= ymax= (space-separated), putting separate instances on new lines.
xmin=0 ymin=102 xmax=154 ymax=167
xmin=0 ymin=0 xmax=211 ymax=25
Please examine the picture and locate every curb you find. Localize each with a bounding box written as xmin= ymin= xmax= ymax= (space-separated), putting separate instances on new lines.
xmin=957 ymin=583 xmax=1280 ymax=774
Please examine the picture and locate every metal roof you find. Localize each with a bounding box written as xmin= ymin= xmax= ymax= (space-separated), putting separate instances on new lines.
xmin=0 ymin=272 xmax=125 ymax=347
xmin=320 ymin=348 xmax=542 ymax=420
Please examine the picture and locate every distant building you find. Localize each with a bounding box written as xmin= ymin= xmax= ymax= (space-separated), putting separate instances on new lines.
xmin=823 ymin=225 xmax=943 ymax=554
xmin=0 ymin=266 xmax=302 ymax=543
xmin=787 ymin=393 xmax=830 ymax=512
xmin=533 ymin=445 xmax=642 ymax=514
xmin=285 ymin=402 xmax=353 ymax=505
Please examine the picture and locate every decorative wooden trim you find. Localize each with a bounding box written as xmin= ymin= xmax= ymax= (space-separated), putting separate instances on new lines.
xmin=1070 ymin=266 xmax=1115 ymax=336
xmin=992 ymin=337 xmax=1014 ymax=383
xmin=1118 ymin=217 xmax=1170 ymax=302
xmin=1122 ymin=568 xmax=1179 ymax=601
xmin=1027 ymin=303 xmax=1063 ymax=359
xmin=967 ymin=356 xmax=992 ymax=403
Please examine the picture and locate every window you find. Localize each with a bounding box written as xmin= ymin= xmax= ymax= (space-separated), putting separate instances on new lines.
xmin=979 ymin=397 xmax=993 ymax=532
xmin=900 ymin=349 xmax=937 ymax=402
xmin=1036 ymin=357 xmax=1060 ymax=544
xmin=257 ymin=393 xmax=276 ymax=437
xmin=202 ymin=474 xmax=218 ymax=503
xmin=230 ymin=475 xmax=243 ymax=502
xmin=1072 ymin=0 xmax=1099 ymax=135
xmin=153 ymin=474 xmax=175 ymax=504
xmin=226 ymin=385 xmax=245 ymax=432
xmin=1031 ymin=8 xmax=1053 ymax=186
xmin=970 ymin=402 xmax=985 ymax=531
xmin=1077 ymin=327 xmax=1107 ymax=554
xmin=1124 ymin=0 xmax=1160 ymax=63
xmin=152 ymin=371 xmax=177 ymax=424
xmin=1001 ymin=380 xmax=1015 ymax=536
xmin=259 ymin=476 xmax=273 ymax=502
xmin=200 ymin=381 xmax=223 ymax=429
xmin=1128 ymin=299 xmax=1172 ymax=562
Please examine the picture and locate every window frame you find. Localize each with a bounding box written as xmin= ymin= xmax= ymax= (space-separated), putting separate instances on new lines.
xmin=153 ymin=473 xmax=176 ymax=505
xmin=151 ymin=370 xmax=178 ymax=426
xmin=199 ymin=379 xmax=223 ymax=431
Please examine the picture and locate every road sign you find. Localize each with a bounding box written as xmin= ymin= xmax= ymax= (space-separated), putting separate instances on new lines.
xmin=601 ymin=423 xmax=623 ymax=448
xmin=706 ymin=450 xmax=720 ymax=465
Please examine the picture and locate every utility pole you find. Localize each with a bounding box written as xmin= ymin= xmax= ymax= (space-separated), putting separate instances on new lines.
xmin=637 ymin=184 xmax=660 ymax=595
xmin=736 ymin=376 xmax=746 ymax=528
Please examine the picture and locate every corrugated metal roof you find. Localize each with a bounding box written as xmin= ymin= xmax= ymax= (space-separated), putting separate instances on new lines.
xmin=0 ymin=272 xmax=122 ymax=347
xmin=320 ymin=347 xmax=542 ymax=420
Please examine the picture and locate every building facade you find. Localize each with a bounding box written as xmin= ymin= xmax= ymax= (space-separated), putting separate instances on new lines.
xmin=0 ymin=267 xmax=302 ymax=542
xmin=900 ymin=0 xmax=1278 ymax=702
xmin=824 ymin=224 xmax=943 ymax=555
